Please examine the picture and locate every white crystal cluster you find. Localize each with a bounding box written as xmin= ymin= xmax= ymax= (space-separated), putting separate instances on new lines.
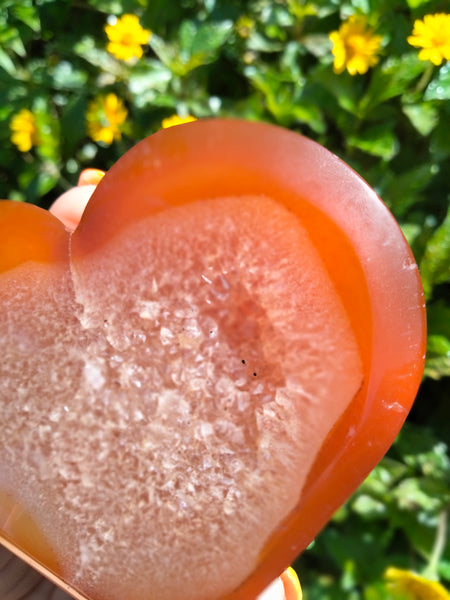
xmin=0 ymin=195 xmax=362 ymax=600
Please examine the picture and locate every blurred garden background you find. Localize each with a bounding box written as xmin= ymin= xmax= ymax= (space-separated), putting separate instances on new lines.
xmin=1 ymin=0 xmax=450 ymax=598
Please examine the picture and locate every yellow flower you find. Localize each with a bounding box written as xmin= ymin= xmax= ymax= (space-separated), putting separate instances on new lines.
xmin=407 ymin=13 xmax=450 ymax=66
xmin=161 ymin=114 xmax=197 ymax=129
xmin=329 ymin=15 xmax=382 ymax=75
xmin=86 ymin=93 xmax=128 ymax=145
xmin=236 ymin=15 xmax=255 ymax=39
xmin=10 ymin=109 xmax=40 ymax=152
xmin=385 ymin=567 xmax=450 ymax=600
xmin=105 ymin=14 xmax=151 ymax=61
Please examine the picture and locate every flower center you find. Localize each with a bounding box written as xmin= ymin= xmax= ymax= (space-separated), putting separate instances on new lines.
xmin=122 ymin=32 xmax=136 ymax=46
xmin=347 ymin=33 xmax=370 ymax=57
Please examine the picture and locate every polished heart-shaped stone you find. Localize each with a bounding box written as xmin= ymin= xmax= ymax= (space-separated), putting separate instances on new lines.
xmin=0 ymin=119 xmax=426 ymax=600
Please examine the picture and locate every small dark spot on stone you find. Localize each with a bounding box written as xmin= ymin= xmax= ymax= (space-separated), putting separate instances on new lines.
xmin=241 ymin=359 xmax=246 ymax=364
xmin=253 ymin=372 xmax=257 ymax=377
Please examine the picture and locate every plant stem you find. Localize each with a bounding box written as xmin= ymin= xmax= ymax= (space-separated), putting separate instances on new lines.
xmin=414 ymin=63 xmax=434 ymax=94
xmin=424 ymin=510 xmax=448 ymax=580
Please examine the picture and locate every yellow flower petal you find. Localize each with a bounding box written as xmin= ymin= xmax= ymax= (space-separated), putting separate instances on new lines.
xmin=86 ymin=93 xmax=128 ymax=145
xmin=105 ymin=13 xmax=151 ymax=62
xmin=329 ymin=15 xmax=382 ymax=76
xmin=161 ymin=114 xmax=197 ymax=129
xmin=10 ymin=109 xmax=40 ymax=152
xmin=407 ymin=13 xmax=450 ymax=66
xmin=385 ymin=567 xmax=450 ymax=600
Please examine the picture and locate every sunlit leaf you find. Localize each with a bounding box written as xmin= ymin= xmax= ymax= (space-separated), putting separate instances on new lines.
xmin=402 ymin=102 xmax=439 ymax=136
xmin=10 ymin=3 xmax=40 ymax=33
xmin=424 ymin=355 xmax=450 ymax=380
xmin=420 ymin=210 xmax=450 ymax=299
xmin=52 ymin=60 xmax=88 ymax=90
xmin=425 ymin=64 xmax=450 ymax=101
xmin=360 ymin=54 xmax=424 ymax=114
xmin=348 ymin=123 xmax=398 ymax=159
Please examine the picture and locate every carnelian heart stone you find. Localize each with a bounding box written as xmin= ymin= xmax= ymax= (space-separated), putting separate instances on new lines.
xmin=0 ymin=119 xmax=426 ymax=600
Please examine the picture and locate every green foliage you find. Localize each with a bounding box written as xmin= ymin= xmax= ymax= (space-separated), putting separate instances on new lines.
xmin=1 ymin=0 xmax=449 ymax=597
xmin=297 ymin=423 xmax=450 ymax=597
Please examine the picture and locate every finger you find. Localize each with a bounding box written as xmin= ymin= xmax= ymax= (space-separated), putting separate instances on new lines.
xmin=280 ymin=567 xmax=302 ymax=600
xmin=49 ymin=185 xmax=96 ymax=231
xmin=256 ymin=568 xmax=302 ymax=600
xmin=77 ymin=169 xmax=105 ymax=187
xmin=256 ymin=576 xmax=286 ymax=600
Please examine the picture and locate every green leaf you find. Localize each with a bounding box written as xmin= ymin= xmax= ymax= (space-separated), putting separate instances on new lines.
xmin=33 ymin=96 xmax=60 ymax=162
xmin=244 ymin=63 xmax=325 ymax=133
xmin=348 ymin=123 xmax=398 ymax=159
xmin=17 ymin=160 xmax=59 ymax=204
xmin=301 ymin=33 xmax=332 ymax=58
xmin=352 ymin=494 xmax=387 ymax=520
xmin=189 ymin=20 xmax=233 ymax=57
xmin=360 ymin=54 xmax=425 ymax=113
xmin=420 ymin=210 xmax=450 ymax=299
xmin=424 ymin=355 xmax=450 ymax=380
xmin=34 ymin=167 xmax=60 ymax=197
xmin=51 ymin=60 xmax=88 ymax=90
xmin=402 ymin=102 xmax=439 ymax=136
xmin=60 ymin=94 xmax=88 ymax=155
xmin=152 ymin=20 xmax=232 ymax=77
xmin=427 ymin=335 xmax=450 ymax=358
xmin=392 ymin=478 xmax=446 ymax=512
xmin=128 ymin=60 xmax=172 ymax=107
xmin=438 ymin=560 xmax=450 ymax=581
xmin=0 ymin=47 xmax=16 ymax=76
xmin=382 ymin=164 xmax=436 ymax=218
xmin=431 ymin=116 xmax=450 ymax=159
xmin=400 ymin=223 xmax=422 ymax=248
xmin=290 ymin=101 xmax=326 ymax=133
xmin=424 ymin=333 xmax=450 ymax=376
xmin=178 ymin=19 xmax=197 ymax=55
xmin=10 ymin=3 xmax=40 ymax=33
xmin=312 ymin=63 xmax=362 ymax=115
xmin=74 ymin=36 xmax=123 ymax=77
xmin=405 ymin=0 xmax=431 ymax=7
xmin=425 ymin=63 xmax=450 ymax=101
xmin=395 ymin=424 xmax=450 ymax=481
xmin=246 ymin=31 xmax=284 ymax=52
xmin=427 ymin=300 xmax=450 ymax=340
xmin=362 ymin=459 xmax=409 ymax=494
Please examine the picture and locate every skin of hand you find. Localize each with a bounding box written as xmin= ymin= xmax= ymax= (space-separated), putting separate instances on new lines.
xmin=47 ymin=170 xmax=302 ymax=600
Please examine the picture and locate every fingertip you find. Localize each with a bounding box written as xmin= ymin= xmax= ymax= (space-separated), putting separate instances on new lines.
xmin=280 ymin=567 xmax=302 ymax=600
xmin=256 ymin=577 xmax=286 ymax=600
xmin=49 ymin=184 xmax=96 ymax=231
xmin=78 ymin=168 xmax=105 ymax=186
